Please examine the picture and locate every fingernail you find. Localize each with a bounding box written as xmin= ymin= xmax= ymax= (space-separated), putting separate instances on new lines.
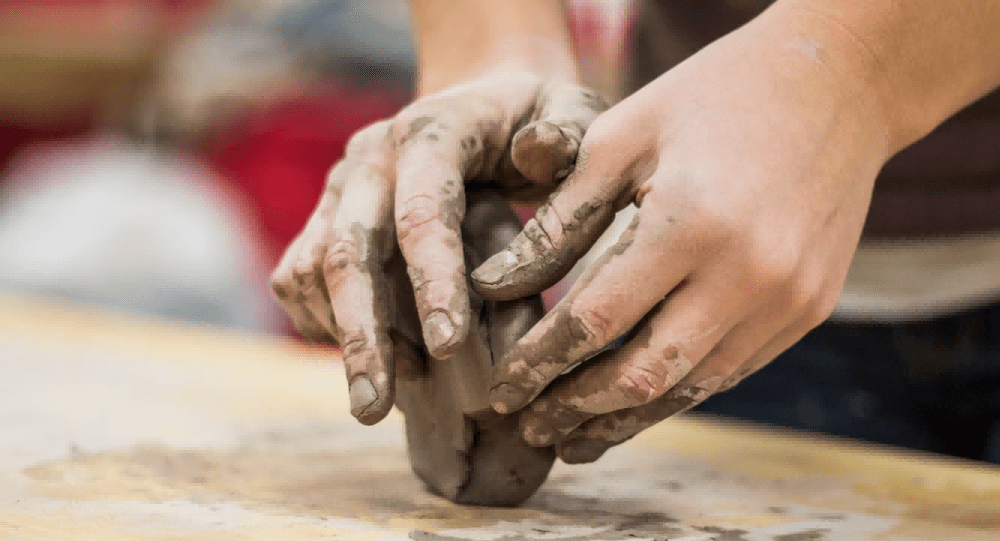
xmin=560 ymin=440 xmax=608 ymax=464
xmin=423 ymin=310 xmax=455 ymax=351
xmin=471 ymin=250 xmax=518 ymax=285
xmin=522 ymin=416 xmax=556 ymax=446
xmin=349 ymin=376 xmax=378 ymax=418
xmin=490 ymin=383 xmax=527 ymax=414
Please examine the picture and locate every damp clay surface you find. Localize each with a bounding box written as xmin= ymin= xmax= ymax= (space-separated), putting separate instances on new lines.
xmin=389 ymin=192 xmax=554 ymax=506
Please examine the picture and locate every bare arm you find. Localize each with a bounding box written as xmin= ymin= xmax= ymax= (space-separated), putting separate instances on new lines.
xmin=409 ymin=0 xmax=581 ymax=94
xmin=771 ymin=0 xmax=1000 ymax=153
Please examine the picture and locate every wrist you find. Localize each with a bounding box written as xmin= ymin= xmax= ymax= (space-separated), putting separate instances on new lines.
xmin=749 ymin=3 xmax=896 ymax=160
xmin=417 ymin=34 xmax=582 ymax=96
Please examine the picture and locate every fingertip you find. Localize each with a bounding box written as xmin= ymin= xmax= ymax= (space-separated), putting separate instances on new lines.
xmin=422 ymin=309 xmax=469 ymax=359
xmin=490 ymin=383 xmax=528 ymax=414
xmin=470 ymin=248 xmax=517 ymax=286
xmin=512 ymin=121 xmax=579 ymax=183
xmin=520 ymin=415 xmax=556 ymax=447
xmin=350 ymin=374 xmax=393 ymax=425
xmin=470 ymin=250 xmax=543 ymax=302
xmin=354 ymin=405 xmax=391 ymax=426
xmin=556 ymin=439 xmax=609 ymax=464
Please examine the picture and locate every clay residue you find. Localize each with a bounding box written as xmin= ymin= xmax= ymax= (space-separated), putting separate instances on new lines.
xmin=773 ymin=529 xmax=830 ymax=541
xmin=24 ymin=431 xmax=434 ymax=522
xmin=471 ymin=195 xmax=617 ymax=300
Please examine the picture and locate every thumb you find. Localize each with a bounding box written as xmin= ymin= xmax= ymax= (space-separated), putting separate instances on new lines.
xmin=510 ymin=84 xmax=608 ymax=192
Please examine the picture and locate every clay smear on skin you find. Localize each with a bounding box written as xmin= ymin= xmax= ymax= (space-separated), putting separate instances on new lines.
xmin=495 ymin=214 xmax=640 ymax=405
xmin=573 ymin=376 xmax=723 ymax=444
xmin=541 ymin=301 xmax=727 ymax=439
xmin=547 ymin=300 xmax=721 ymax=424
xmin=561 ymin=346 xmax=695 ymax=418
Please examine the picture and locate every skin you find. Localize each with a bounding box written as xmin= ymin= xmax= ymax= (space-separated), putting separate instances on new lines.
xmin=275 ymin=0 xmax=1000 ymax=461
xmin=396 ymin=192 xmax=555 ymax=507
xmin=472 ymin=0 xmax=1000 ymax=462
xmin=270 ymin=74 xmax=607 ymax=424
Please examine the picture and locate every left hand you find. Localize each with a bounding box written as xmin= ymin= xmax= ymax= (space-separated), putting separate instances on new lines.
xmin=470 ymin=10 xmax=893 ymax=463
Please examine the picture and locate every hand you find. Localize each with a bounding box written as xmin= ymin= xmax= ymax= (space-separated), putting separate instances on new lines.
xmin=394 ymin=192 xmax=554 ymax=507
xmin=471 ymin=15 xmax=892 ymax=462
xmin=270 ymin=72 xmax=606 ymax=425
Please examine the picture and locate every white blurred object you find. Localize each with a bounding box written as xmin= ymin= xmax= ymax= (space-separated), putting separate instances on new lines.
xmin=0 ymin=136 xmax=276 ymax=331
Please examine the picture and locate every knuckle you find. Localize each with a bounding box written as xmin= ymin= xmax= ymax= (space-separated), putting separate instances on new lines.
xmin=680 ymin=196 xmax=742 ymax=250
xmin=290 ymin=257 xmax=323 ymax=297
xmin=521 ymin=217 xmax=556 ymax=252
xmin=345 ymin=120 xmax=390 ymax=155
xmin=523 ymin=362 xmax=552 ymax=388
xmin=546 ymin=402 xmax=590 ymax=430
xmin=323 ymin=232 xmax=363 ymax=272
xmin=808 ymin=290 xmax=841 ymax=326
xmin=397 ymin=194 xmax=441 ymax=240
xmin=506 ymin=358 xmax=552 ymax=390
xmin=339 ymin=328 xmax=369 ymax=359
xmin=390 ymin=107 xmax=447 ymax=147
xmin=290 ymin=263 xmax=316 ymax=288
xmin=613 ymin=364 xmax=665 ymax=406
xmin=569 ymin=304 xmax=618 ymax=348
xmin=270 ymin=269 xmax=294 ymax=300
xmin=746 ymin=241 xmax=802 ymax=292
xmin=771 ymin=274 xmax=816 ymax=313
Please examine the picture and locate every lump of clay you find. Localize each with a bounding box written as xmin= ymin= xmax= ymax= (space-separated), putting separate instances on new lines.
xmin=390 ymin=192 xmax=555 ymax=507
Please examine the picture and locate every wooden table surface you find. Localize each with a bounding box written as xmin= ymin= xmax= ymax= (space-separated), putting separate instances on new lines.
xmin=1 ymin=293 xmax=998 ymax=541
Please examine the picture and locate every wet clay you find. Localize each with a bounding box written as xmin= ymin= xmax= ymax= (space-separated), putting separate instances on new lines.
xmin=391 ymin=192 xmax=555 ymax=506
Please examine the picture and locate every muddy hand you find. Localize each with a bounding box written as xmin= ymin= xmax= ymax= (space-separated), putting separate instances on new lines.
xmin=471 ymin=15 xmax=893 ymax=462
xmin=270 ymin=73 xmax=606 ymax=425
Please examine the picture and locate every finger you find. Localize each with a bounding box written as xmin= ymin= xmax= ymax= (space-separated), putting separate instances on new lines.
xmin=489 ymin=209 xmax=700 ymax=415
xmin=280 ymin=244 xmax=339 ymax=345
xmin=559 ymin=375 xmax=719 ymax=465
xmin=461 ymin=192 xmax=545 ymax=360
xmin=271 ymin=260 xmax=333 ymax=344
xmin=509 ymin=84 xmax=608 ymax=192
xmin=325 ymin=141 xmax=397 ymax=425
xmin=553 ymin=288 xmax=814 ymax=463
xmin=270 ymin=165 xmax=348 ymax=344
xmin=472 ymin=155 xmax=627 ymax=300
xmin=393 ymin=117 xmax=473 ymax=359
xmin=517 ymin=279 xmax=741 ymax=446
xmin=554 ymin=377 xmax=717 ymax=464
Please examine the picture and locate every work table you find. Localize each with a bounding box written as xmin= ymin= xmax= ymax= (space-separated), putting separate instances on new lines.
xmin=1 ymin=293 xmax=997 ymax=540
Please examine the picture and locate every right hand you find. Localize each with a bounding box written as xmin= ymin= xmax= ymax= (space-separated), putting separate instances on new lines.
xmin=270 ymin=72 xmax=607 ymax=425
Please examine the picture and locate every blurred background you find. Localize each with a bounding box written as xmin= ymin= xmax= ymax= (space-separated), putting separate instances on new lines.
xmin=0 ymin=0 xmax=633 ymax=336
xmin=6 ymin=1 xmax=1000 ymax=470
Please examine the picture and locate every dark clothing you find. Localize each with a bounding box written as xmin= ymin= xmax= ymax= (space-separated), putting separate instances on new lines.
xmin=696 ymin=302 xmax=1000 ymax=463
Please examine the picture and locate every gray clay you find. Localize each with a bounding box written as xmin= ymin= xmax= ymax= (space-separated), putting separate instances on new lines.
xmin=390 ymin=192 xmax=554 ymax=507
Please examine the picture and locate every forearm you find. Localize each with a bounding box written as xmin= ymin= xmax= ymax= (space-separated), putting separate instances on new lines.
xmin=766 ymin=0 xmax=1000 ymax=154
xmin=409 ymin=0 xmax=580 ymax=95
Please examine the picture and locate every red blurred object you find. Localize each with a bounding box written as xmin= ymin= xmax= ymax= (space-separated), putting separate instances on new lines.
xmin=0 ymin=0 xmax=214 ymax=172
xmin=206 ymin=85 xmax=408 ymax=269
xmin=0 ymin=0 xmax=210 ymax=34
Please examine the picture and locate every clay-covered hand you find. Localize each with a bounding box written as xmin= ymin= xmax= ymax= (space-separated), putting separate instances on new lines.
xmin=270 ymin=73 xmax=606 ymax=425
xmin=393 ymin=192 xmax=554 ymax=507
xmin=471 ymin=13 xmax=893 ymax=462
